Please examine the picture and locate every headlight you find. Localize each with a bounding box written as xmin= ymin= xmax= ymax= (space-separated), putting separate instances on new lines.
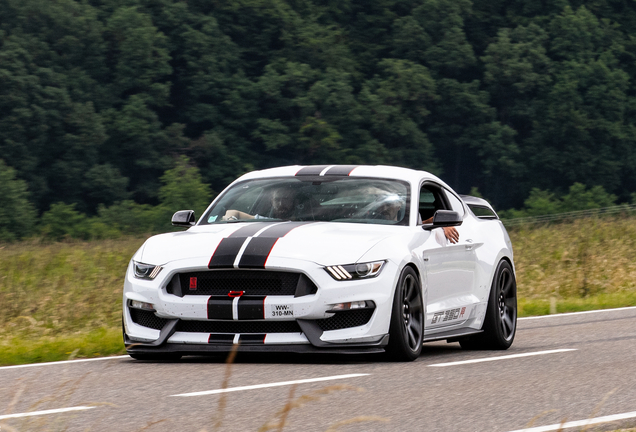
xmin=132 ymin=261 xmax=163 ymax=279
xmin=324 ymin=260 xmax=385 ymax=281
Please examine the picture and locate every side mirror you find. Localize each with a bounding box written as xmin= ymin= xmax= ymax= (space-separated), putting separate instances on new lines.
xmin=422 ymin=210 xmax=462 ymax=230
xmin=172 ymin=210 xmax=195 ymax=227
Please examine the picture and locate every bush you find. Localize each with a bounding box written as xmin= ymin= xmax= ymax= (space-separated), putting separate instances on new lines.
xmin=36 ymin=157 xmax=214 ymax=240
xmin=39 ymin=203 xmax=90 ymax=241
xmin=502 ymin=183 xmax=617 ymax=218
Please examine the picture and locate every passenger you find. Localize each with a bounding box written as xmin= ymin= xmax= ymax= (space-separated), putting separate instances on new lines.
xmin=375 ymin=196 xmax=459 ymax=243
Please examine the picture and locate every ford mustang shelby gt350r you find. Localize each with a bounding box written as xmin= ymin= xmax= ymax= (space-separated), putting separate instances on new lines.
xmin=123 ymin=165 xmax=517 ymax=361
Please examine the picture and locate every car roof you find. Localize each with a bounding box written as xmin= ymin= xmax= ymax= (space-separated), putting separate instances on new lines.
xmin=234 ymin=165 xmax=447 ymax=187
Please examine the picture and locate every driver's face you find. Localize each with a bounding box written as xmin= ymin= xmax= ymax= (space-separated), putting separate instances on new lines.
xmin=378 ymin=202 xmax=401 ymax=220
xmin=272 ymin=191 xmax=293 ymax=216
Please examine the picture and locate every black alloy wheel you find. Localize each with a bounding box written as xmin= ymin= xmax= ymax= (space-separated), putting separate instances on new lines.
xmin=386 ymin=266 xmax=424 ymax=361
xmin=460 ymin=260 xmax=517 ymax=350
xmin=497 ymin=264 xmax=516 ymax=341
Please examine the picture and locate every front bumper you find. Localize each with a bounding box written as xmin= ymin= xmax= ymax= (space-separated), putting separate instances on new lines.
xmin=123 ymin=258 xmax=397 ymax=354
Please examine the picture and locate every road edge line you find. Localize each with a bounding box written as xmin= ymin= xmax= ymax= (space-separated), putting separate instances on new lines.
xmin=0 ymin=355 xmax=130 ymax=371
xmin=507 ymin=410 xmax=636 ymax=432
xmin=519 ymin=305 xmax=636 ymax=321
xmin=170 ymin=373 xmax=370 ymax=397
xmin=427 ymin=349 xmax=576 ymax=367
xmin=0 ymin=406 xmax=96 ymax=420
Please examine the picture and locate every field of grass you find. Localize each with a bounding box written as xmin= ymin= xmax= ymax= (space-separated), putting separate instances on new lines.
xmin=1 ymin=215 xmax=635 ymax=366
xmin=0 ymin=238 xmax=143 ymax=365
xmin=510 ymin=216 xmax=636 ymax=315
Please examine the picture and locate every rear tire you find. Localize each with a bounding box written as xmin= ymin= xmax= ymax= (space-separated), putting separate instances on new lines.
xmin=460 ymin=260 xmax=516 ymax=350
xmin=386 ymin=266 xmax=423 ymax=361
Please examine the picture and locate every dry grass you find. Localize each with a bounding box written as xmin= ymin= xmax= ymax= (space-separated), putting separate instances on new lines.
xmin=0 ymin=237 xmax=143 ymax=364
xmin=510 ymin=215 xmax=636 ymax=313
xmin=0 ymin=237 xmax=142 ymax=338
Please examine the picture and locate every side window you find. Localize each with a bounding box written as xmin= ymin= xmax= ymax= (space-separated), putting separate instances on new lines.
xmin=418 ymin=184 xmax=446 ymax=224
xmin=444 ymin=189 xmax=465 ymax=217
xmin=468 ymin=205 xmax=498 ymax=219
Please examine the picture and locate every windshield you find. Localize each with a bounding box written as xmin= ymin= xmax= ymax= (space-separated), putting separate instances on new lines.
xmin=201 ymin=177 xmax=410 ymax=226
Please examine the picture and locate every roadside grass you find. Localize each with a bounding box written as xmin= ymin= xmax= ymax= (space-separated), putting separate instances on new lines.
xmin=0 ymin=327 xmax=124 ymax=365
xmin=510 ymin=216 xmax=636 ymax=301
xmin=0 ymin=237 xmax=141 ymax=365
xmin=0 ymin=215 xmax=635 ymax=366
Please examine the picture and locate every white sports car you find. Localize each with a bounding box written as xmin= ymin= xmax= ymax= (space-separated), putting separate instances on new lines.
xmin=123 ymin=165 xmax=517 ymax=361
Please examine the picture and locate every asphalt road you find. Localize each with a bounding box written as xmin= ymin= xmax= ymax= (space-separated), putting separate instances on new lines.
xmin=1 ymin=307 xmax=636 ymax=432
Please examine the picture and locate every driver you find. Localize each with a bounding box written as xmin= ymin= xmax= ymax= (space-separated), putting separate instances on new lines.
xmin=373 ymin=194 xmax=459 ymax=244
xmin=373 ymin=194 xmax=404 ymax=221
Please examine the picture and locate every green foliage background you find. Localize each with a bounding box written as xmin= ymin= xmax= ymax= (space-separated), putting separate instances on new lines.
xmin=2 ymin=0 xmax=636 ymax=240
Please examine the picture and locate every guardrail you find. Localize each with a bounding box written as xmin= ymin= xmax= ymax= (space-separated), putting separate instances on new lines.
xmin=501 ymin=204 xmax=636 ymax=227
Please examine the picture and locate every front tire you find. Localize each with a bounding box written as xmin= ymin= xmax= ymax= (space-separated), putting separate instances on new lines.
xmin=386 ymin=266 xmax=424 ymax=361
xmin=460 ymin=260 xmax=517 ymax=350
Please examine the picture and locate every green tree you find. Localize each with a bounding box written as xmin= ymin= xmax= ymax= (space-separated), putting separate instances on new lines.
xmin=0 ymin=160 xmax=37 ymax=242
xmin=357 ymin=59 xmax=438 ymax=171
xmin=155 ymin=156 xmax=212 ymax=229
xmin=39 ymin=202 xmax=87 ymax=241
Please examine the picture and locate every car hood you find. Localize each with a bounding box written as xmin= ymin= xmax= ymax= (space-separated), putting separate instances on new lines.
xmin=138 ymin=222 xmax=403 ymax=267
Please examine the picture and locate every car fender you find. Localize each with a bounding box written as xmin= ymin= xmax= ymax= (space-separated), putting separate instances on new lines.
xmin=357 ymin=231 xmax=428 ymax=307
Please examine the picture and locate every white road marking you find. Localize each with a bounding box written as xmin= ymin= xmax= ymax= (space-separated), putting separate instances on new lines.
xmin=428 ymin=349 xmax=576 ymax=367
xmin=170 ymin=373 xmax=369 ymax=397
xmin=507 ymin=410 xmax=636 ymax=432
xmin=0 ymin=355 xmax=129 ymax=371
xmin=0 ymin=406 xmax=96 ymax=420
xmin=519 ymin=305 xmax=636 ymax=320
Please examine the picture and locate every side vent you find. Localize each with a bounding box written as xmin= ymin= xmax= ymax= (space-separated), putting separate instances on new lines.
xmin=166 ymin=274 xmax=183 ymax=297
xmin=294 ymin=274 xmax=318 ymax=297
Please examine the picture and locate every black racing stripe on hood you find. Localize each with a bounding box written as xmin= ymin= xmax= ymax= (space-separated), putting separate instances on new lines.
xmin=295 ymin=165 xmax=329 ymax=176
xmin=208 ymin=223 xmax=277 ymax=268
xmin=209 ymin=222 xmax=315 ymax=270
xmin=237 ymin=237 xmax=278 ymax=268
xmin=237 ymin=222 xmax=314 ymax=268
xmin=324 ymin=165 xmax=358 ymax=176
xmin=228 ymin=222 xmax=275 ymax=238
xmin=208 ymin=237 xmax=245 ymax=268
xmin=257 ymin=221 xmax=313 ymax=238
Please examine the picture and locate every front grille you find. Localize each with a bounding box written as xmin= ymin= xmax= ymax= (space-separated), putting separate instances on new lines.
xmin=176 ymin=320 xmax=302 ymax=334
xmin=168 ymin=270 xmax=316 ymax=297
xmin=314 ymin=309 xmax=375 ymax=331
xmin=129 ymin=308 xmax=168 ymax=330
